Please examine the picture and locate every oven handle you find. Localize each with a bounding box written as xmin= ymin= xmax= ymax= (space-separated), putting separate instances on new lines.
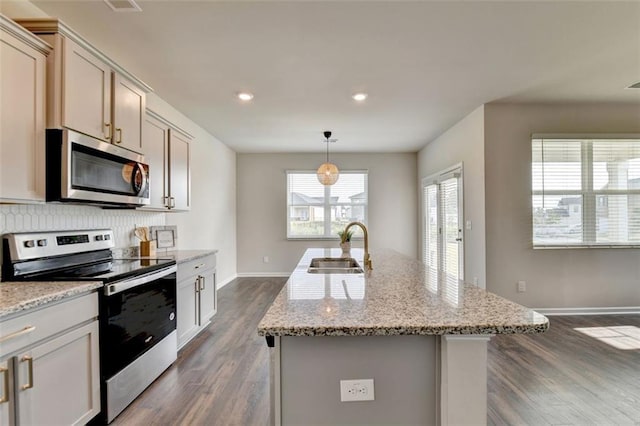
xmin=105 ymin=265 xmax=177 ymax=296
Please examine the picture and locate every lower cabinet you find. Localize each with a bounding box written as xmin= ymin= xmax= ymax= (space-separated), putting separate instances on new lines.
xmin=0 ymin=293 xmax=100 ymax=425
xmin=176 ymin=254 xmax=217 ymax=350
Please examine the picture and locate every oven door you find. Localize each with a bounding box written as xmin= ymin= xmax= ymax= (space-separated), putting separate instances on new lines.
xmin=101 ymin=265 xmax=177 ymax=379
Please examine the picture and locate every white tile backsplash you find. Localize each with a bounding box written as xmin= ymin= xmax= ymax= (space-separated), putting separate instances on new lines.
xmin=0 ymin=204 xmax=165 ymax=248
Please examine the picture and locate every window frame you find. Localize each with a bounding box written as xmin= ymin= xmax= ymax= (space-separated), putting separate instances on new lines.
xmin=532 ymin=133 xmax=640 ymax=249
xmin=286 ymin=169 xmax=368 ymax=240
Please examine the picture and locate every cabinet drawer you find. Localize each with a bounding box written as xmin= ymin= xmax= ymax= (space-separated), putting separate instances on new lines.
xmin=0 ymin=292 xmax=98 ymax=358
xmin=177 ymin=254 xmax=216 ymax=281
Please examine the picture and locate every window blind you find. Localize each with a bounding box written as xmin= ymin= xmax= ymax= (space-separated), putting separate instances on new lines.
xmin=286 ymin=170 xmax=368 ymax=239
xmin=532 ymin=136 xmax=640 ymax=247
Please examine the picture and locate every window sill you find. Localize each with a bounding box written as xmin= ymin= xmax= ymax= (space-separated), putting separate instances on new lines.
xmin=533 ymin=244 xmax=640 ymax=249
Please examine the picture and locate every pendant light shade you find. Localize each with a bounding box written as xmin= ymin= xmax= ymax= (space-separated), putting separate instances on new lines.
xmin=317 ymin=130 xmax=339 ymax=185
xmin=317 ymin=162 xmax=340 ymax=185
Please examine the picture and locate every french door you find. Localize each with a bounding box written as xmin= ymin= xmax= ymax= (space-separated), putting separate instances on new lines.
xmin=422 ymin=165 xmax=464 ymax=282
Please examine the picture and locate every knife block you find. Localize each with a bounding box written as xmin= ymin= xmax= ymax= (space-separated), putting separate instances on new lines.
xmin=140 ymin=240 xmax=157 ymax=257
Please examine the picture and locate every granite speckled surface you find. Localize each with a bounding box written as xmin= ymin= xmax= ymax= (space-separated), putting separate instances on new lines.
xmin=258 ymin=248 xmax=549 ymax=337
xmin=0 ymin=281 xmax=103 ymax=320
xmin=162 ymin=250 xmax=218 ymax=264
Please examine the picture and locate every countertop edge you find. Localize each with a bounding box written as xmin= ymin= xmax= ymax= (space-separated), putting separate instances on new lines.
xmin=257 ymin=321 xmax=549 ymax=337
xmin=163 ymin=249 xmax=218 ymax=264
xmin=0 ymin=281 xmax=103 ymax=320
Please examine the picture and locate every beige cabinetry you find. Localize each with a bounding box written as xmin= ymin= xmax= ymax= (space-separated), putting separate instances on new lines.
xmin=0 ymin=293 xmax=101 ymax=425
xmin=176 ymin=254 xmax=217 ymax=349
xmin=16 ymin=18 xmax=150 ymax=154
xmin=142 ymin=111 xmax=192 ymax=211
xmin=0 ymin=16 xmax=50 ymax=203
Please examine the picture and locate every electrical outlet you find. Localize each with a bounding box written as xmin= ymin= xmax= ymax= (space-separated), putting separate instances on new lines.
xmin=517 ymin=280 xmax=526 ymax=293
xmin=340 ymin=379 xmax=375 ymax=402
xmin=263 ymin=256 xmax=269 ymax=263
xmin=466 ymin=220 xmax=472 ymax=230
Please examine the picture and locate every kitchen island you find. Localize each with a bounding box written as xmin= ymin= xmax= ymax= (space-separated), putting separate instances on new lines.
xmin=258 ymin=248 xmax=548 ymax=425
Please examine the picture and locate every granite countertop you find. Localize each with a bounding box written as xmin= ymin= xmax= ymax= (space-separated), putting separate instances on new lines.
xmin=161 ymin=249 xmax=218 ymax=264
xmin=258 ymin=248 xmax=549 ymax=337
xmin=0 ymin=281 xmax=103 ymax=320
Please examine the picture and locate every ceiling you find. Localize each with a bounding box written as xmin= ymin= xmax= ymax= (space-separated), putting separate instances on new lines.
xmin=22 ymin=0 xmax=640 ymax=153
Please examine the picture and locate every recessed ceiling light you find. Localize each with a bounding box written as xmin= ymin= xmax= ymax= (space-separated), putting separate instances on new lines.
xmin=352 ymin=93 xmax=368 ymax=102
xmin=237 ymin=92 xmax=254 ymax=101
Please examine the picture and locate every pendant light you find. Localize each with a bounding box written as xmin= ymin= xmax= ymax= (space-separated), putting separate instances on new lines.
xmin=317 ymin=130 xmax=340 ymax=185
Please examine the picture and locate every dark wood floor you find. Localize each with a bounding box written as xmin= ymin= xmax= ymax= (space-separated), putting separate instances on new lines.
xmin=112 ymin=276 xmax=287 ymax=426
xmin=488 ymin=314 xmax=640 ymax=425
xmin=113 ymin=278 xmax=640 ymax=425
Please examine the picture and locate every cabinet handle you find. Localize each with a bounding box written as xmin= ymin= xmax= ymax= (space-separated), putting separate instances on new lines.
xmin=0 ymin=367 xmax=9 ymax=404
xmin=199 ymin=275 xmax=205 ymax=291
xmin=116 ymin=128 xmax=123 ymax=144
xmin=104 ymin=123 xmax=112 ymax=140
xmin=20 ymin=356 xmax=34 ymax=390
xmin=194 ymin=277 xmax=200 ymax=293
xmin=163 ymin=196 xmax=169 ymax=208
xmin=0 ymin=325 xmax=36 ymax=343
xmin=170 ymin=197 xmax=176 ymax=208
xmin=194 ymin=263 xmax=205 ymax=269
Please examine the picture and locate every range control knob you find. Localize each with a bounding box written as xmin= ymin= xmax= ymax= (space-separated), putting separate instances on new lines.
xmin=95 ymin=235 xmax=104 ymax=241
xmin=37 ymin=239 xmax=47 ymax=247
xmin=24 ymin=240 xmax=35 ymax=248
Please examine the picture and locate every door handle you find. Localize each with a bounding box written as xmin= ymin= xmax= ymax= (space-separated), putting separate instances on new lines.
xmin=455 ymin=238 xmax=462 ymax=242
xmin=104 ymin=123 xmax=113 ymax=140
xmin=0 ymin=366 xmax=9 ymax=403
xmin=20 ymin=355 xmax=34 ymax=390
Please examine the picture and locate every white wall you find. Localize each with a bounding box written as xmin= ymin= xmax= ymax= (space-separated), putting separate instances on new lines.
xmin=237 ymin=153 xmax=417 ymax=274
xmin=146 ymin=95 xmax=237 ymax=287
xmin=417 ymin=106 xmax=486 ymax=287
xmin=484 ymin=103 xmax=640 ymax=308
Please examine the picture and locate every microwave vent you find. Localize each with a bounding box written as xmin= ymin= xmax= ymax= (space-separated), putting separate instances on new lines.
xmin=104 ymin=0 xmax=142 ymax=12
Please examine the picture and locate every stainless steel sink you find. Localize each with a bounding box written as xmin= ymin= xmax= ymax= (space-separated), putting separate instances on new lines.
xmin=307 ymin=257 xmax=364 ymax=274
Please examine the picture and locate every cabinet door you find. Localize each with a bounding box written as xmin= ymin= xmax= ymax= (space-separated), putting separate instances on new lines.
xmin=199 ymin=269 xmax=217 ymax=324
xmin=0 ymin=358 xmax=12 ymax=425
xmin=63 ymin=37 xmax=111 ymax=141
xmin=113 ymin=72 xmax=145 ymax=154
xmin=0 ymin=28 xmax=47 ymax=202
xmin=16 ymin=321 xmax=100 ymax=426
xmin=169 ymin=129 xmax=191 ymax=210
xmin=177 ymin=277 xmax=199 ymax=349
xmin=142 ymin=115 xmax=169 ymax=209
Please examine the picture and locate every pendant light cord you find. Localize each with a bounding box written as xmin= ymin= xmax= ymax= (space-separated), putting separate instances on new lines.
xmin=326 ymin=137 xmax=330 ymax=163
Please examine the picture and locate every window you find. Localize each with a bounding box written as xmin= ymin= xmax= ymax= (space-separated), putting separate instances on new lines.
xmin=286 ymin=171 xmax=368 ymax=239
xmin=532 ymin=135 xmax=640 ymax=247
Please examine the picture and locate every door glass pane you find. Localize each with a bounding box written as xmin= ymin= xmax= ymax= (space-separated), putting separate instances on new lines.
xmin=440 ymin=177 xmax=459 ymax=281
xmin=424 ymin=184 xmax=438 ymax=270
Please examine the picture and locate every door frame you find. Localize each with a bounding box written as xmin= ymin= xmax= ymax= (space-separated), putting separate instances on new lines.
xmin=420 ymin=163 xmax=464 ymax=281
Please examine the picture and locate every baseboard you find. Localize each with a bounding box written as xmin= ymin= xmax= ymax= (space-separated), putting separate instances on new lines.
xmin=534 ymin=306 xmax=640 ymax=316
xmin=217 ymin=274 xmax=238 ymax=290
xmin=236 ymin=272 xmax=290 ymax=278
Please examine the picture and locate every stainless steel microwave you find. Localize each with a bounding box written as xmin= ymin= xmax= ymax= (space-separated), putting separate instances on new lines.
xmin=46 ymin=129 xmax=150 ymax=207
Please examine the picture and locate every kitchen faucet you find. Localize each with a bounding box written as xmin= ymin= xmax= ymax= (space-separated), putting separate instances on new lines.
xmin=343 ymin=221 xmax=372 ymax=270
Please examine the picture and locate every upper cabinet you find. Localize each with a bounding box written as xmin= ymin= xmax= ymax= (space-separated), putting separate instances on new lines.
xmin=142 ymin=111 xmax=192 ymax=211
xmin=16 ymin=18 xmax=150 ymax=154
xmin=0 ymin=15 xmax=51 ymax=203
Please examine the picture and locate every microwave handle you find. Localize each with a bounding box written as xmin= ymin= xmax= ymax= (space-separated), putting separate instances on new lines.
xmin=132 ymin=163 xmax=148 ymax=196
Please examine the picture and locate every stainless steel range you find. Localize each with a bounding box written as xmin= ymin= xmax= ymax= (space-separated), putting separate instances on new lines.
xmin=2 ymin=229 xmax=177 ymax=423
